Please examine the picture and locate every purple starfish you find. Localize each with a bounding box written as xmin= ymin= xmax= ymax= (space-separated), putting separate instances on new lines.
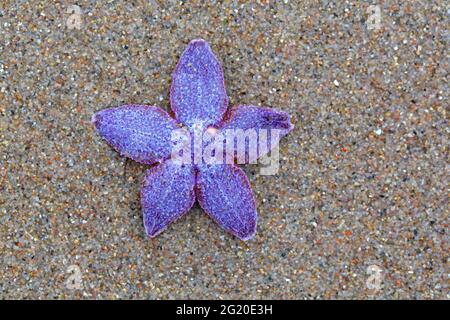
xmin=92 ymin=39 xmax=293 ymax=240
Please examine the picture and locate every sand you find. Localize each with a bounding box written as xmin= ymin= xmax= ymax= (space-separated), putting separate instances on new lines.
xmin=0 ymin=1 xmax=448 ymax=299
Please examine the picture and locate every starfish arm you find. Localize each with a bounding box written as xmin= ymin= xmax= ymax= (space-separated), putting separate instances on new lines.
xmin=218 ymin=105 xmax=294 ymax=163
xmin=141 ymin=161 xmax=196 ymax=237
xmin=92 ymin=105 xmax=180 ymax=165
xmin=196 ymin=164 xmax=257 ymax=241
xmin=170 ymin=39 xmax=229 ymax=128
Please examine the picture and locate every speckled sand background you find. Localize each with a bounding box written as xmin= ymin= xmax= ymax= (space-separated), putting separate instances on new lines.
xmin=0 ymin=1 xmax=448 ymax=299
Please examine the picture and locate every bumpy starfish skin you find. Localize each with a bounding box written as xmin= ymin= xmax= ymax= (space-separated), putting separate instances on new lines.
xmin=141 ymin=161 xmax=196 ymax=238
xmin=171 ymin=39 xmax=229 ymax=129
xmin=196 ymin=164 xmax=257 ymax=240
xmin=92 ymin=105 xmax=179 ymax=165
xmin=92 ymin=39 xmax=293 ymax=240
xmin=219 ymin=105 xmax=294 ymax=163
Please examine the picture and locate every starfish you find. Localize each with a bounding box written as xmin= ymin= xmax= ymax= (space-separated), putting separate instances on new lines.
xmin=92 ymin=39 xmax=293 ymax=240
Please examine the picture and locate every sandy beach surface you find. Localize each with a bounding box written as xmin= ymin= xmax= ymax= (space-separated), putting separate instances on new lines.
xmin=0 ymin=1 xmax=448 ymax=299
